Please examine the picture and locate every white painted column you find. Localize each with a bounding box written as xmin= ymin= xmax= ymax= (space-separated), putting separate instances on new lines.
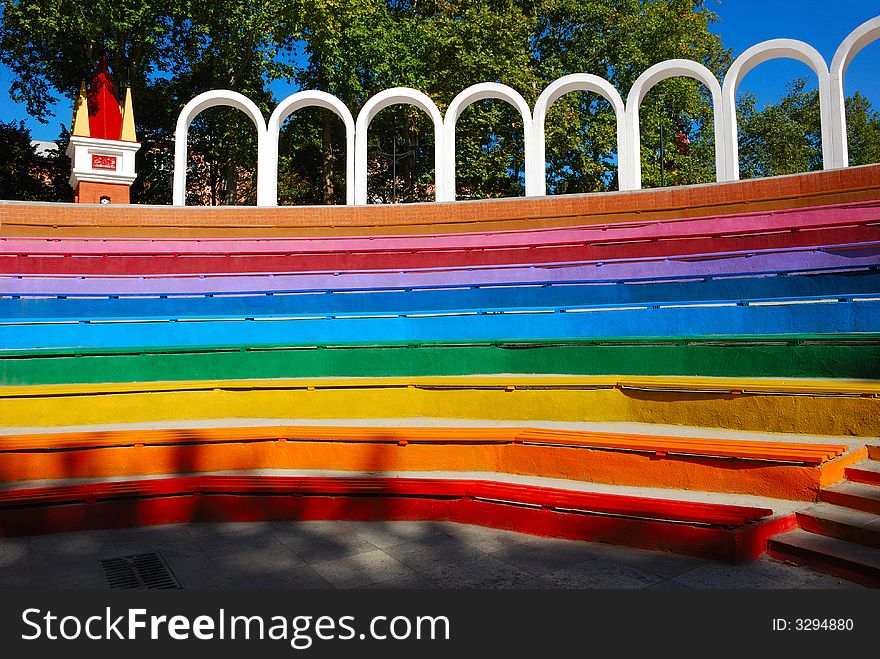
xmin=266 ymin=91 xmax=356 ymax=206
xmin=625 ymin=60 xmax=726 ymax=190
xmin=444 ymin=83 xmax=537 ymax=199
xmin=533 ymin=74 xmax=628 ymax=193
xmin=354 ymin=88 xmax=446 ymax=204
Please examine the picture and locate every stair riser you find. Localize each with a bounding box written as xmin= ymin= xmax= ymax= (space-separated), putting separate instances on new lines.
xmin=844 ymin=466 xmax=880 ymax=487
xmin=796 ymin=512 xmax=880 ymax=550
xmin=767 ymin=542 xmax=880 ymax=587
xmin=819 ymin=490 xmax=880 ymax=515
xmin=868 ymin=446 xmax=880 ymax=460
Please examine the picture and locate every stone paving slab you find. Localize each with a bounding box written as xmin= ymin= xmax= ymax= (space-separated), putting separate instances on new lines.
xmin=384 ymin=535 xmax=489 ymax=573
xmin=311 ymin=549 xmax=418 ymax=589
xmin=0 ymin=521 xmax=866 ymax=590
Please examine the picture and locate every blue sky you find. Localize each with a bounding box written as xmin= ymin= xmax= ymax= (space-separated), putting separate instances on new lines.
xmin=2 ymin=1 xmax=878 ymax=141
xmin=708 ymin=0 xmax=879 ymax=107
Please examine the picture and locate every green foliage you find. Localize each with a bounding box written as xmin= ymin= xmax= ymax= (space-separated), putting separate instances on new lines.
xmin=737 ymin=79 xmax=822 ymax=178
xmin=537 ymin=0 xmax=729 ymax=190
xmin=277 ymin=0 xmax=732 ymax=201
xmin=281 ymin=0 xmax=538 ymax=203
xmin=0 ymin=120 xmax=70 ymax=201
xmin=0 ymin=0 xmax=179 ymax=119
xmin=1 ymin=1 xmax=878 ymax=204
xmin=0 ymin=0 xmax=299 ymax=204
xmin=0 ymin=121 xmax=43 ymax=199
xmin=844 ymin=91 xmax=880 ymax=168
xmin=737 ymin=80 xmax=880 ymax=179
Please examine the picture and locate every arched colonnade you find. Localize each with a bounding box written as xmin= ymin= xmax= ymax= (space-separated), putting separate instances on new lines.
xmin=171 ymin=16 xmax=880 ymax=206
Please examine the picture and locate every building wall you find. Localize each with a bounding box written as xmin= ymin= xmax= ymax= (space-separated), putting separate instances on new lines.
xmin=73 ymin=181 xmax=131 ymax=205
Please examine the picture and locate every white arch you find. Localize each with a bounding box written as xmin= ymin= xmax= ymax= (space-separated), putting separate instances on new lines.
xmin=443 ymin=83 xmax=537 ymax=198
xmin=831 ymin=16 xmax=880 ymax=168
xmin=624 ymin=59 xmax=726 ymax=190
xmin=722 ymin=39 xmax=832 ymax=180
xmin=172 ymin=90 xmax=269 ymax=206
xmin=354 ymin=88 xmax=446 ymax=205
xmin=266 ymin=91 xmax=356 ymax=205
xmin=533 ymin=74 xmax=628 ymax=193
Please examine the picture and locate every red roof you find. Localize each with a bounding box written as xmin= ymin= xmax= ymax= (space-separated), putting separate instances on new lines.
xmin=87 ymin=57 xmax=123 ymax=140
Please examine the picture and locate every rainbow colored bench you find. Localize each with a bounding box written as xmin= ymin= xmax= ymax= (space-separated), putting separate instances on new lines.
xmin=0 ymin=424 xmax=857 ymax=501
xmin=0 ymin=474 xmax=786 ymax=563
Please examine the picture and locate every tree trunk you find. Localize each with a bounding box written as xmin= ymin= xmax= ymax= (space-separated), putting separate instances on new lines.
xmin=321 ymin=111 xmax=335 ymax=204
xmin=404 ymin=114 xmax=414 ymax=203
xmin=224 ymin=160 xmax=238 ymax=205
xmin=210 ymin=158 xmax=217 ymax=207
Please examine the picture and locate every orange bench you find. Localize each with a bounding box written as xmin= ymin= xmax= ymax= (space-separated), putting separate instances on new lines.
xmin=0 ymin=425 xmax=848 ymax=465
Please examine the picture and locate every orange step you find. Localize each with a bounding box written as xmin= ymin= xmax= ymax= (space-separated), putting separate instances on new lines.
xmin=0 ymin=425 xmax=849 ymax=465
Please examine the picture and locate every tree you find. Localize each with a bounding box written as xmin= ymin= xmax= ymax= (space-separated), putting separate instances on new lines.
xmin=0 ymin=0 xmax=300 ymax=204
xmin=0 ymin=121 xmax=42 ymax=199
xmin=0 ymin=120 xmax=69 ymax=201
xmin=280 ymin=0 xmax=538 ymax=203
xmin=3 ymin=2 xmax=878 ymax=205
xmin=844 ymin=91 xmax=880 ymax=169
xmin=534 ymin=0 xmax=731 ymax=191
xmin=281 ymin=0 xmax=733 ymax=202
xmin=736 ymin=79 xmax=822 ymax=179
xmin=737 ymin=80 xmax=880 ymax=179
xmin=165 ymin=1 xmax=300 ymax=205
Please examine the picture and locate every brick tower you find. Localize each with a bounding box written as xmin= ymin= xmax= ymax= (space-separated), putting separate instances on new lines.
xmin=67 ymin=57 xmax=140 ymax=204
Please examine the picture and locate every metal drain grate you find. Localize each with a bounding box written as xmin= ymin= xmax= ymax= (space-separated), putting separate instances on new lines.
xmin=100 ymin=552 xmax=182 ymax=589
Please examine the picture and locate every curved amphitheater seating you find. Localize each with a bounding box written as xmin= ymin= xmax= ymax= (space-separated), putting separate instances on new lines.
xmin=0 ymin=425 xmax=851 ymax=503
xmin=2 ymin=165 xmax=880 ymax=577
xmin=0 ymin=475 xmax=782 ymax=563
xmin=4 ymin=197 xmax=879 ymax=253
xmin=3 ymin=301 xmax=878 ymax=350
xmin=4 ymin=244 xmax=876 ymax=294
xmin=2 ymin=340 xmax=878 ymax=383
xmin=3 ymin=271 xmax=880 ymax=320
xmin=1 ymin=222 xmax=876 ymax=273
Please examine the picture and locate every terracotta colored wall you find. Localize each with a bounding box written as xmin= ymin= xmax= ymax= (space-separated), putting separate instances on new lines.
xmin=4 ymin=164 xmax=880 ymax=237
xmin=73 ymin=181 xmax=131 ymax=205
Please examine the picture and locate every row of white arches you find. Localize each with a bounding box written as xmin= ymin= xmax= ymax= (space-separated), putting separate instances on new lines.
xmin=172 ymin=15 xmax=880 ymax=206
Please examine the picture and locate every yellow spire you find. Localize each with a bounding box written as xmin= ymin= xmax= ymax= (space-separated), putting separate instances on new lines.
xmin=71 ymin=82 xmax=90 ymax=137
xmin=120 ymin=87 xmax=137 ymax=142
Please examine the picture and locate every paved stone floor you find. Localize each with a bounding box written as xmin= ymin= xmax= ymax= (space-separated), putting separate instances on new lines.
xmin=0 ymin=521 xmax=866 ymax=589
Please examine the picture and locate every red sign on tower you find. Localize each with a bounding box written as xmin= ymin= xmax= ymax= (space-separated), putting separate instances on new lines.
xmin=92 ymin=155 xmax=118 ymax=171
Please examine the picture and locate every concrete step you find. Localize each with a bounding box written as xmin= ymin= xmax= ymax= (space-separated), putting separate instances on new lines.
xmin=845 ymin=460 xmax=880 ymax=486
xmin=819 ymin=481 xmax=880 ymax=515
xmin=867 ymin=446 xmax=880 ymax=460
xmin=767 ymin=529 xmax=880 ymax=587
xmin=796 ymin=505 xmax=880 ymax=549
